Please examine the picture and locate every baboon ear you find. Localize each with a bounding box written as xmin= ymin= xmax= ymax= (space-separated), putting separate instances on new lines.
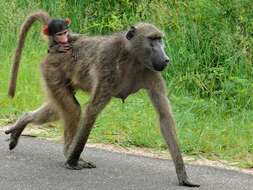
xmin=43 ymin=25 xmax=49 ymax=35
xmin=65 ymin=18 xmax=71 ymax=26
xmin=126 ymin=26 xmax=136 ymax=40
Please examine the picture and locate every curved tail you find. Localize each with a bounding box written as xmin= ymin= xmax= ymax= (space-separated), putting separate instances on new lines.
xmin=8 ymin=11 xmax=51 ymax=98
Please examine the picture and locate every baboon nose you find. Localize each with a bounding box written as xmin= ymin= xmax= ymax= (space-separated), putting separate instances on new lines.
xmin=164 ymin=58 xmax=170 ymax=64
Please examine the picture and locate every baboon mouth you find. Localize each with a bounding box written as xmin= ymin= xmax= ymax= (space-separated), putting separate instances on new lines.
xmin=153 ymin=63 xmax=167 ymax=71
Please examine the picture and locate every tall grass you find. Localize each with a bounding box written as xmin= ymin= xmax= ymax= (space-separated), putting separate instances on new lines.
xmin=0 ymin=0 xmax=252 ymax=167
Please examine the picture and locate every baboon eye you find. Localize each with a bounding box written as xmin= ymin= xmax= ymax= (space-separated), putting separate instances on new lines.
xmin=157 ymin=38 xmax=162 ymax=43
xmin=148 ymin=36 xmax=161 ymax=41
xmin=148 ymin=36 xmax=162 ymax=47
xmin=56 ymin=30 xmax=68 ymax=36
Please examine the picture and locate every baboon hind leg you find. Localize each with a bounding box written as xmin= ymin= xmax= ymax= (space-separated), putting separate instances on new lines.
xmin=45 ymin=83 xmax=95 ymax=169
xmin=65 ymin=83 xmax=112 ymax=170
xmin=5 ymin=103 xmax=59 ymax=150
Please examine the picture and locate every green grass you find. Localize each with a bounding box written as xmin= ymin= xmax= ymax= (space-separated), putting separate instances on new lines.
xmin=0 ymin=0 xmax=253 ymax=168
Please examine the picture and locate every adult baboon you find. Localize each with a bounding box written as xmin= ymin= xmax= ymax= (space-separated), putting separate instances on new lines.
xmin=6 ymin=11 xmax=199 ymax=187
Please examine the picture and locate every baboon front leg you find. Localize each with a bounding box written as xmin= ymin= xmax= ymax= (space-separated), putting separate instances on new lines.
xmin=65 ymin=85 xmax=112 ymax=170
xmin=146 ymin=75 xmax=200 ymax=187
xmin=5 ymin=103 xmax=58 ymax=150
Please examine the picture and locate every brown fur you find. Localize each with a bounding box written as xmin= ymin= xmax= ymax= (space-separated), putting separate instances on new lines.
xmin=8 ymin=11 xmax=50 ymax=97
xmin=6 ymin=12 xmax=199 ymax=187
xmin=8 ymin=11 xmax=79 ymax=97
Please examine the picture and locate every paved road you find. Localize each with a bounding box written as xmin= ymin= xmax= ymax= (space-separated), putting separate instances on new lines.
xmin=0 ymin=134 xmax=252 ymax=190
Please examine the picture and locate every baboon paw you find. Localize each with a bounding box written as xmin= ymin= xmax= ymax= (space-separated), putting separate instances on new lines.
xmin=79 ymin=159 xmax=96 ymax=168
xmin=64 ymin=162 xmax=83 ymax=170
xmin=6 ymin=131 xmax=21 ymax=150
xmin=5 ymin=127 xmax=14 ymax=135
xmin=5 ymin=127 xmax=23 ymax=150
xmin=9 ymin=137 xmax=18 ymax=150
xmin=179 ymin=179 xmax=200 ymax=188
xmin=5 ymin=126 xmax=22 ymax=135
xmin=64 ymin=160 xmax=96 ymax=170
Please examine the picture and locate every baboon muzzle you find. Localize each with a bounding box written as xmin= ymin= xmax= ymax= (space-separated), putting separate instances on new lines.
xmin=153 ymin=63 xmax=168 ymax=71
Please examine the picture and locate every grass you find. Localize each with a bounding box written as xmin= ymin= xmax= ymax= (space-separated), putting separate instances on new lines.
xmin=0 ymin=0 xmax=253 ymax=168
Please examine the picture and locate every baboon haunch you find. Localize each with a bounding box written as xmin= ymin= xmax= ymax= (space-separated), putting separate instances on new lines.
xmin=6 ymin=11 xmax=200 ymax=187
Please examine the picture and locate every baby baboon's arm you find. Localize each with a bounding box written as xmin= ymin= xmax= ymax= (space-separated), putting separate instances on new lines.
xmin=48 ymin=33 xmax=82 ymax=60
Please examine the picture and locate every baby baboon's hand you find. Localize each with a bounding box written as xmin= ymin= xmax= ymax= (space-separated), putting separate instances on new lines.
xmin=71 ymin=45 xmax=80 ymax=61
xmin=49 ymin=43 xmax=71 ymax=53
xmin=58 ymin=43 xmax=71 ymax=52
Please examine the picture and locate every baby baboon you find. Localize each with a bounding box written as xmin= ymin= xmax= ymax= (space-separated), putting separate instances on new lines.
xmin=6 ymin=11 xmax=199 ymax=187
xmin=8 ymin=11 xmax=79 ymax=98
xmin=44 ymin=17 xmax=80 ymax=58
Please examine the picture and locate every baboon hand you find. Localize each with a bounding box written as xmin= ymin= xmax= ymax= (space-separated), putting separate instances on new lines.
xmin=71 ymin=45 xmax=80 ymax=61
xmin=59 ymin=43 xmax=71 ymax=52
xmin=64 ymin=159 xmax=96 ymax=170
xmin=49 ymin=43 xmax=71 ymax=53
xmin=179 ymin=177 xmax=200 ymax=188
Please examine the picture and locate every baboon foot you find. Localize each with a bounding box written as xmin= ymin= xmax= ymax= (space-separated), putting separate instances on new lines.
xmin=64 ymin=159 xmax=96 ymax=170
xmin=5 ymin=125 xmax=19 ymax=135
xmin=5 ymin=126 xmax=24 ymax=150
xmin=79 ymin=158 xmax=96 ymax=168
xmin=8 ymin=135 xmax=19 ymax=150
xmin=179 ymin=178 xmax=200 ymax=188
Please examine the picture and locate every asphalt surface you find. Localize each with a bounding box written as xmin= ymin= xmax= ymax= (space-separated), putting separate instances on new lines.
xmin=0 ymin=134 xmax=252 ymax=190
